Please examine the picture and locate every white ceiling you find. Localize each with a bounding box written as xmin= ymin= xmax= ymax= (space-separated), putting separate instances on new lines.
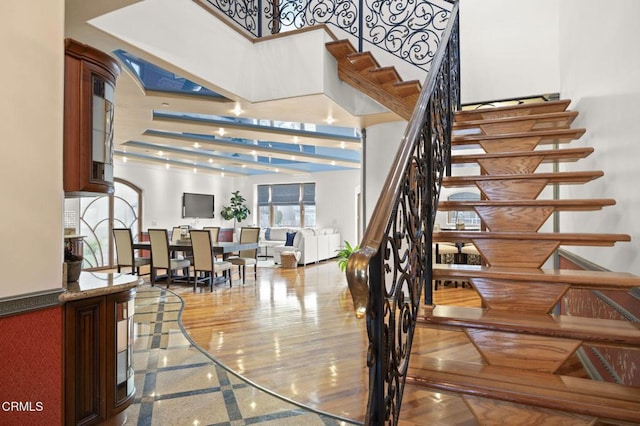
xmin=65 ymin=0 xmax=404 ymax=176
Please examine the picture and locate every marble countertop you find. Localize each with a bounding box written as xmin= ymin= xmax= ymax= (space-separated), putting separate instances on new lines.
xmin=59 ymin=272 xmax=141 ymax=302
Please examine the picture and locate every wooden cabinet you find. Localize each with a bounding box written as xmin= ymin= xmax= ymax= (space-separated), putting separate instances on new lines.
xmin=64 ymin=287 xmax=135 ymax=425
xmin=64 ymin=38 xmax=121 ymax=196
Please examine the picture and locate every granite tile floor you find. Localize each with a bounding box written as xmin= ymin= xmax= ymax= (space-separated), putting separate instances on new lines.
xmin=124 ymin=285 xmax=359 ymax=426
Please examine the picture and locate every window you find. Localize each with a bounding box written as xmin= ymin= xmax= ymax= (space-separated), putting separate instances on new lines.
xmin=447 ymin=191 xmax=481 ymax=226
xmin=258 ymin=183 xmax=316 ymax=228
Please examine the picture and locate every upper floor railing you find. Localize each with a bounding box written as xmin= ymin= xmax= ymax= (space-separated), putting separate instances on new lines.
xmin=344 ymin=1 xmax=459 ymax=423
xmin=195 ymin=0 xmax=456 ymax=71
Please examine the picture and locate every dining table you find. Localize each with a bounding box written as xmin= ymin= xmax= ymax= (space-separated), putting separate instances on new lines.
xmin=132 ymin=240 xmax=259 ymax=260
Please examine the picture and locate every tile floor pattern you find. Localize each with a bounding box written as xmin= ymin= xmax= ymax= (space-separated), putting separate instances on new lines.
xmin=124 ymin=285 xmax=359 ymax=426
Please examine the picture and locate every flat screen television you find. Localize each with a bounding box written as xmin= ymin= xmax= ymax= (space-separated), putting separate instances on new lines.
xmin=182 ymin=193 xmax=215 ymax=218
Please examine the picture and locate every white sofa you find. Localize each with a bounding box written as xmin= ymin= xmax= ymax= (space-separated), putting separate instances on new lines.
xmin=258 ymin=227 xmax=292 ymax=257
xmin=267 ymin=228 xmax=341 ymax=265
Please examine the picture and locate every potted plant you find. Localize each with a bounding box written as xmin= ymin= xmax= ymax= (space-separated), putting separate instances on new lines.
xmin=336 ymin=241 xmax=359 ymax=272
xmin=220 ymin=190 xmax=251 ymax=227
xmin=64 ymin=246 xmax=83 ymax=282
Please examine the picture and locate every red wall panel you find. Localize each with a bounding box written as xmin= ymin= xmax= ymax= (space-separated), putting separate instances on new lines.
xmin=0 ymin=306 xmax=63 ymax=426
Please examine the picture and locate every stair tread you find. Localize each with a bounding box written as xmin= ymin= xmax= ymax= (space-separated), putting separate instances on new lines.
xmin=437 ymin=198 xmax=616 ymax=210
xmin=432 ymin=264 xmax=640 ymax=288
xmin=452 ymin=128 xmax=586 ymax=146
xmin=433 ymin=231 xmax=631 ymax=245
xmin=422 ymin=305 xmax=640 ymax=345
xmin=345 ymin=51 xmax=380 ymax=71
xmin=451 ymin=147 xmax=594 ymax=163
xmin=455 ymin=100 xmax=572 ymax=122
xmin=453 ymin=111 xmax=578 ymax=130
xmin=407 ymin=357 xmax=640 ymax=422
xmin=443 ymin=170 xmax=604 ymax=186
xmin=325 ymin=39 xmax=357 ymax=60
xmin=368 ymin=66 xmax=401 ymax=84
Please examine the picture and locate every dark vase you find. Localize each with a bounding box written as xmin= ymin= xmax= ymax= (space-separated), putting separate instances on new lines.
xmin=66 ymin=260 xmax=83 ymax=282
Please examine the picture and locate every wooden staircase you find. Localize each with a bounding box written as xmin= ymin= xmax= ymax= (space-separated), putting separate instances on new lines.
xmin=326 ymin=39 xmax=421 ymax=120
xmin=406 ymin=101 xmax=640 ymax=424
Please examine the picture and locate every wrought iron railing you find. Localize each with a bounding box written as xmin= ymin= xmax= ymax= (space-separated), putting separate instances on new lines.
xmin=196 ymin=0 xmax=454 ymax=71
xmin=344 ymin=2 xmax=459 ymax=423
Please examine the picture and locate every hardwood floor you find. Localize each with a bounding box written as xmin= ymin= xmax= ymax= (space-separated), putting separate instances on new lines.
xmin=164 ymin=260 xmax=482 ymax=423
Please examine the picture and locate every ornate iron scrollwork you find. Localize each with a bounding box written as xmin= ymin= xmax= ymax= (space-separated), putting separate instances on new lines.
xmin=201 ymin=0 xmax=453 ymax=71
xmin=352 ymin=8 xmax=459 ymax=425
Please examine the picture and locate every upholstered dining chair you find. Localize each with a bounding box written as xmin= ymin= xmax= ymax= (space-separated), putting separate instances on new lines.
xmin=227 ymin=227 xmax=260 ymax=284
xmin=113 ymin=228 xmax=150 ymax=276
xmin=189 ymin=230 xmax=232 ymax=291
xmin=203 ymin=226 xmax=220 ymax=243
xmin=148 ymin=228 xmax=191 ymax=287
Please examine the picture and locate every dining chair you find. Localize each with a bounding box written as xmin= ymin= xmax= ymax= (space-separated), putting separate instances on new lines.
xmin=203 ymin=226 xmax=221 ymax=259
xmin=113 ymin=228 xmax=151 ymax=276
xmin=189 ymin=230 xmax=233 ymax=291
xmin=227 ymin=227 xmax=260 ymax=284
xmin=203 ymin=226 xmax=220 ymax=243
xmin=148 ymin=228 xmax=191 ymax=287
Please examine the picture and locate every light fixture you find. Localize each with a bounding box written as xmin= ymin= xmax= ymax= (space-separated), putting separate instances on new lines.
xmin=339 ymin=141 xmax=346 ymax=149
xmin=122 ymin=156 xmax=127 ymax=163
xmin=331 ymin=160 xmax=336 ymax=166
xmin=193 ymin=167 xmax=197 ymax=173
xmin=158 ymin=150 xmax=164 ymax=156
xmin=208 ymin=158 xmax=213 ymax=163
xmin=293 ymin=136 xmax=299 ymax=143
xmin=165 ymin=163 xmax=170 ymax=169
xmin=326 ymin=115 xmax=335 ymax=124
xmin=275 ymin=168 xmax=279 ymax=173
xmin=218 ymin=128 xmax=225 ymax=136
xmin=193 ymin=142 xmax=201 ymax=149
xmin=232 ymin=103 xmax=242 ymax=116
xmin=221 ymin=172 xmax=225 ymax=178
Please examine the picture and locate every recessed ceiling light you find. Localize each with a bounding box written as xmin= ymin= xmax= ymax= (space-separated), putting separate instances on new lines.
xmin=241 ymin=164 xmax=247 ymax=168
xmin=193 ymin=143 xmax=201 ymax=149
xmin=158 ymin=150 xmax=164 ymax=156
xmin=275 ymin=168 xmax=279 ymax=173
xmin=339 ymin=141 xmax=346 ymax=149
xmin=165 ymin=164 xmax=170 ymax=169
xmin=218 ymin=128 xmax=225 ymax=136
xmin=208 ymin=158 xmax=213 ymax=163
xmin=193 ymin=168 xmax=197 ymax=173
xmin=326 ymin=116 xmax=335 ymax=124
xmin=221 ymin=172 xmax=225 ymax=178
xmin=122 ymin=157 xmax=127 ymax=163
xmin=293 ymin=136 xmax=299 ymax=143
xmin=232 ymin=103 xmax=242 ymax=116
xmin=331 ymin=161 xmax=336 ymax=166
xmin=251 ymin=150 xmax=256 ymax=155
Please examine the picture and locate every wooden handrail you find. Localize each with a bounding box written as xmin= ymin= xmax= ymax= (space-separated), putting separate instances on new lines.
xmin=346 ymin=2 xmax=460 ymax=318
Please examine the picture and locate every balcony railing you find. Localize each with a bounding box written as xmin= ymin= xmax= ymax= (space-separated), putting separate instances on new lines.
xmin=195 ymin=0 xmax=455 ymax=71
xmin=344 ymin=1 xmax=459 ymax=423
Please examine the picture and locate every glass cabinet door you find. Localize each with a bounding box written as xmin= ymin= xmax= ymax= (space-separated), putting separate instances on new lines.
xmin=114 ymin=293 xmax=135 ymax=405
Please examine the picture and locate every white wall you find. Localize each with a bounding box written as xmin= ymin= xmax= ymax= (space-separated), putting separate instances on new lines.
xmin=0 ymin=0 xmax=65 ymax=298
xmin=114 ymin=161 xmax=230 ymax=231
xmin=115 ymin=161 xmax=359 ymax=245
xmin=557 ymin=0 xmax=640 ymax=275
xmin=459 ymin=0 xmax=560 ymax=104
xmin=363 ymin=121 xmax=407 ymax=225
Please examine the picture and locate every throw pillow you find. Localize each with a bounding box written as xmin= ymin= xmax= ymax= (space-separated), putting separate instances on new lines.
xmin=285 ymin=231 xmax=296 ymax=246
